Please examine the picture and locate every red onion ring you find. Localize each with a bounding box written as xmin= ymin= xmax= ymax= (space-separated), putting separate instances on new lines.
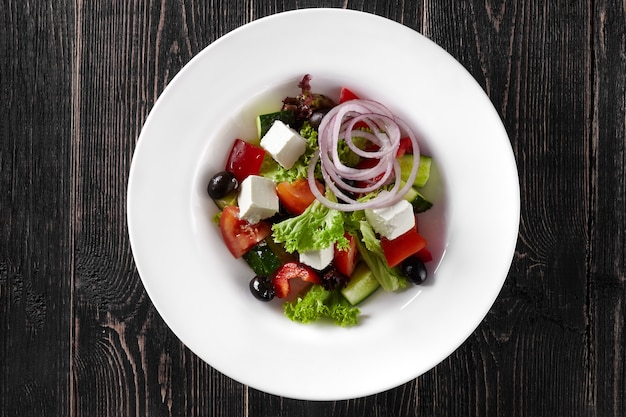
xmin=307 ymin=99 xmax=421 ymax=211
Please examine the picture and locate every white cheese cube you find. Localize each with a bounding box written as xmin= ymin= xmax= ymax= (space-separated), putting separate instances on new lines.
xmin=238 ymin=175 xmax=279 ymax=224
xmin=299 ymin=245 xmax=334 ymax=271
xmin=364 ymin=196 xmax=415 ymax=240
xmin=260 ymin=120 xmax=307 ymax=169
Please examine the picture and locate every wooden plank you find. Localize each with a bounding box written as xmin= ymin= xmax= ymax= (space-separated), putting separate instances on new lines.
xmin=0 ymin=1 xmax=74 ymax=416
xmin=422 ymin=1 xmax=594 ymax=416
xmin=70 ymin=1 xmax=246 ymax=416
xmin=589 ymin=0 xmax=626 ymax=416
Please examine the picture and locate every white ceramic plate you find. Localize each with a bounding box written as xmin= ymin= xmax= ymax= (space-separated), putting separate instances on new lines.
xmin=128 ymin=8 xmax=519 ymax=400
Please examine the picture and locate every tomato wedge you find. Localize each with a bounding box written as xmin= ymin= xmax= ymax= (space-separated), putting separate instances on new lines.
xmin=225 ymin=139 xmax=266 ymax=183
xmin=219 ymin=206 xmax=272 ymax=258
xmin=272 ymin=262 xmax=321 ymax=298
xmin=380 ymin=225 xmax=428 ymax=268
xmin=334 ymin=232 xmax=359 ymax=277
xmin=276 ymin=178 xmax=324 ymax=215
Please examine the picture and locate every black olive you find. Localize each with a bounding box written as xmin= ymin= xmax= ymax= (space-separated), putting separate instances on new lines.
xmin=249 ymin=276 xmax=275 ymax=302
xmin=309 ymin=109 xmax=329 ymax=129
xmin=320 ymin=266 xmax=349 ymax=291
xmin=401 ymin=257 xmax=428 ymax=285
xmin=207 ymin=171 xmax=238 ymax=199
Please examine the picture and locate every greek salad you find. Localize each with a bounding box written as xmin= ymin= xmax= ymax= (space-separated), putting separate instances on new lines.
xmin=207 ymin=75 xmax=435 ymax=327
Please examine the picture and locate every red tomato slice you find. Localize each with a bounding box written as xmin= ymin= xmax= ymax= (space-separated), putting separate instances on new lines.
xmin=225 ymin=139 xmax=266 ymax=183
xmin=380 ymin=226 xmax=428 ymax=268
xmin=339 ymin=87 xmax=360 ymax=103
xmin=219 ymin=206 xmax=272 ymax=258
xmin=276 ymin=178 xmax=324 ymax=215
xmin=272 ymin=262 xmax=321 ymax=298
xmin=334 ymin=233 xmax=359 ymax=277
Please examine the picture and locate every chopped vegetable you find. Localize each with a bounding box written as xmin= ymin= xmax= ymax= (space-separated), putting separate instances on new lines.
xmin=256 ymin=110 xmax=296 ymax=138
xmin=340 ymin=262 xmax=380 ymax=305
xmin=338 ymin=87 xmax=361 ymax=103
xmin=271 ymin=262 xmax=321 ymax=298
xmin=380 ymin=224 xmax=428 ymax=268
xmin=242 ymin=239 xmax=282 ymax=276
xmin=219 ymin=206 xmax=272 ymax=258
xmin=271 ymin=198 xmax=350 ymax=254
xmin=333 ymin=232 xmax=359 ymax=277
xmin=283 ymin=284 xmax=360 ymax=327
xmin=276 ymin=178 xmax=324 ymax=215
xmin=399 ymin=154 xmax=432 ymax=189
xmin=226 ymin=139 xmax=266 ymax=183
xmin=357 ymin=219 xmax=407 ymax=291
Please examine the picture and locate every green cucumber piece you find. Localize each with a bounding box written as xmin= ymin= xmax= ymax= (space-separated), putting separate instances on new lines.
xmin=256 ymin=110 xmax=296 ymax=138
xmin=341 ymin=263 xmax=380 ymax=306
xmin=213 ymin=190 xmax=238 ymax=210
xmin=399 ymin=155 xmax=432 ymax=188
xmin=401 ymin=182 xmax=433 ymax=213
xmin=402 ymin=183 xmax=419 ymax=203
xmin=242 ymin=239 xmax=282 ymax=277
xmin=410 ymin=191 xmax=433 ymax=213
xmin=265 ymin=235 xmax=298 ymax=264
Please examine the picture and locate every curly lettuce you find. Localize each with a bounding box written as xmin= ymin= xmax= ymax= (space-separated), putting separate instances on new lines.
xmin=271 ymin=198 xmax=349 ymax=253
xmin=283 ymin=284 xmax=360 ymax=327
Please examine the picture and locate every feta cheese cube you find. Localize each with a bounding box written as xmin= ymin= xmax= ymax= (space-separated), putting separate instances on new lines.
xmin=260 ymin=120 xmax=307 ymax=169
xmin=299 ymin=245 xmax=334 ymax=270
xmin=238 ymin=175 xmax=279 ymax=224
xmin=364 ymin=196 xmax=415 ymax=240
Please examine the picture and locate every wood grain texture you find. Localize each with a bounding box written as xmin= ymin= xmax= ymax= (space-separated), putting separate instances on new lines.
xmin=589 ymin=1 xmax=626 ymax=416
xmin=1 ymin=0 xmax=625 ymax=416
xmin=1 ymin=1 xmax=75 ymax=416
xmin=71 ymin=2 xmax=247 ymax=416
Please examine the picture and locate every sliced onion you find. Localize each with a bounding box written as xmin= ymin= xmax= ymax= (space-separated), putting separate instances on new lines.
xmin=308 ymin=99 xmax=421 ymax=211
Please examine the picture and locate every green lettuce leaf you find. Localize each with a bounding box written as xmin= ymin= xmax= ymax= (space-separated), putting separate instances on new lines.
xmin=283 ymin=285 xmax=360 ymax=327
xmin=271 ymin=199 xmax=349 ymax=253
xmin=357 ymin=220 xmax=407 ymax=292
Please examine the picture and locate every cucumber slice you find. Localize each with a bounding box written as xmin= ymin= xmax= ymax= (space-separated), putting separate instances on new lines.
xmin=402 ymin=184 xmax=419 ymax=203
xmin=242 ymin=239 xmax=282 ymax=277
xmin=401 ymin=182 xmax=433 ymax=213
xmin=410 ymin=192 xmax=433 ymax=213
xmin=256 ymin=110 xmax=296 ymax=138
xmin=213 ymin=190 xmax=238 ymax=210
xmin=399 ymin=155 xmax=432 ymax=188
xmin=341 ymin=262 xmax=380 ymax=306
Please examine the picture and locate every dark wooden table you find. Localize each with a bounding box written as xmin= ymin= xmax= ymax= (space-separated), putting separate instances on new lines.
xmin=2 ymin=1 xmax=625 ymax=416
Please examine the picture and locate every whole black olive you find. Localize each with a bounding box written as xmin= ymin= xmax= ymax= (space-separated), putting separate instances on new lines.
xmin=401 ymin=257 xmax=428 ymax=285
xmin=249 ymin=276 xmax=275 ymax=302
xmin=207 ymin=171 xmax=238 ymax=199
xmin=309 ymin=109 xmax=329 ymax=129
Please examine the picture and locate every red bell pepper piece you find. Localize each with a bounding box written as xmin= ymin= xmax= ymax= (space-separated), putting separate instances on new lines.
xmin=272 ymin=262 xmax=321 ymax=298
xmin=380 ymin=225 xmax=428 ymax=268
xmin=339 ymin=87 xmax=360 ymax=103
xmin=225 ymin=138 xmax=266 ymax=183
